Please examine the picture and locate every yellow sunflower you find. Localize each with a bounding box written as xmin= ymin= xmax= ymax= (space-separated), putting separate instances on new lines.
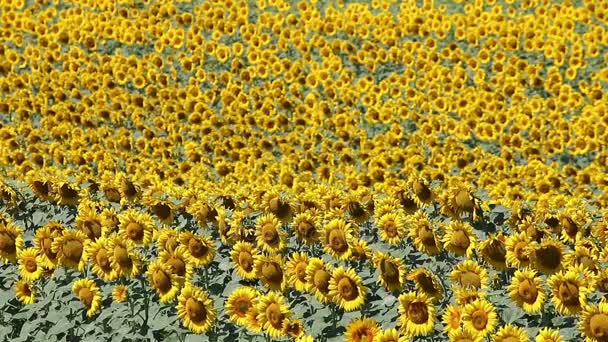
xmin=255 ymin=213 xmax=287 ymax=253
xmin=262 ymin=189 xmax=293 ymax=222
xmin=531 ymin=237 xmax=566 ymax=275
xmin=449 ymin=329 xmax=484 ymax=342
xmin=441 ymin=220 xmax=476 ymax=257
xmin=493 ymin=324 xmax=529 ymax=342
xmin=106 ymin=234 xmax=142 ymax=278
xmin=155 ymin=227 xmax=180 ymax=253
xmin=84 ymin=237 xmax=116 ymax=281
xmin=254 ymin=253 xmax=286 ymax=291
xmin=282 ymin=319 xmax=305 ymax=339
xmin=112 ymin=285 xmax=128 ymax=303
xmin=321 ymin=218 xmax=354 ymax=260
xmin=51 ymin=229 xmax=88 ymax=271
xmin=398 ymin=291 xmax=436 ymax=338
xmin=225 ymin=286 xmax=260 ymax=326
xmin=54 ymin=181 xmax=81 ymax=206
xmin=245 ymin=305 xmax=264 ymax=333
xmin=255 ymin=291 xmax=292 ymax=339
xmin=293 ymin=210 xmax=321 ymax=245
xmin=159 ymin=246 xmax=194 ymax=284
xmin=0 ymin=218 xmax=24 ymax=263
xmin=373 ymin=251 xmax=407 ymax=292
xmin=477 ymin=233 xmax=508 ymax=270
xmin=15 ymin=279 xmax=36 ymax=304
xmin=450 ymin=260 xmax=489 ymax=290
xmin=147 ymin=259 xmax=180 ymax=303
xmin=508 ymin=268 xmax=545 ymax=313
xmin=407 ymin=175 xmax=434 ymax=208
xmin=454 ymin=287 xmax=487 ymax=306
xmin=462 ymin=298 xmax=498 ymax=338
xmin=580 ymin=301 xmax=608 ymax=342
xmin=407 ymin=268 xmax=444 ymax=302
xmin=25 ymin=171 xmax=55 ymax=202
xmin=72 ymin=278 xmax=102 ymax=317
xmin=345 ymin=317 xmax=380 ymax=342
xmin=373 ymin=328 xmax=404 ymax=342
xmin=535 ymin=327 xmax=564 ymax=342
xmin=377 ymin=212 xmax=406 ymax=245
xmin=565 ymin=245 xmax=598 ymax=273
xmin=440 ymin=181 xmax=481 ymax=221
xmin=306 ymin=257 xmax=333 ymax=303
xmin=144 ymin=196 xmax=176 ymax=226
xmin=408 ymin=212 xmax=442 ymax=255
xmin=179 ymin=231 xmax=216 ymax=267
xmin=548 ymin=266 xmax=595 ymax=315
xmin=177 ymin=285 xmax=216 ymax=334
xmin=117 ymin=209 xmax=155 ymax=246
xmin=75 ymin=206 xmax=107 ymax=241
xmin=286 ymin=252 xmax=311 ymax=292
xmin=505 ymin=231 xmax=534 ymax=268
xmin=328 ymin=266 xmax=367 ymax=312
xmin=17 ymin=248 xmax=43 ymax=282
xmin=351 ymin=238 xmax=373 ymax=262
xmin=33 ymin=223 xmax=60 ymax=268
xmin=230 ymin=241 xmax=259 ymax=280
xmin=342 ymin=191 xmax=370 ymax=224
xmin=442 ymin=304 xmax=463 ymax=335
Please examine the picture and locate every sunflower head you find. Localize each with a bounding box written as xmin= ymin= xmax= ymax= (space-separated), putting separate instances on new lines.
xmin=478 ymin=234 xmax=507 ymax=270
xmin=286 ymin=252 xmax=311 ymax=292
xmin=442 ymin=304 xmax=463 ymax=335
xmin=505 ymin=231 xmax=533 ymax=268
xmin=72 ymin=278 xmax=102 ymax=317
xmin=328 ymin=266 xmax=367 ymax=312
xmin=293 ymin=210 xmax=321 ymax=244
xmin=373 ymin=251 xmax=406 ymax=292
xmin=442 ymin=220 xmax=476 ymax=257
xmin=548 ymin=267 xmax=593 ymax=315
xmin=508 ymin=268 xmax=545 ymax=313
xmin=52 ymin=229 xmax=88 ymax=271
xmin=147 ymin=259 xmax=179 ymax=303
xmin=377 ymin=212 xmax=406 ymax=245
xmin=462 ymin=298 xmax=497 ymax=338
xmin=493 ymin=324 xmax=529 ymax=342
xmin=345 ymin=317 xmax=380 ymax=342
xmin=254 ymin=253 xmax=286 ymax=291
xmin=580 ymin=302 xmax=608 ymax=342
xmin=531 ymin=237 xmax=566 ymax=275
xmin=398 ymin=291 xmax=435 ymax=338
xmin=112 ymin=285 xmax=128 ymax=302
xmin=0 ymin=218 xmax=24 ymax=263
xmin=225 ymin=286 xmax=260 ymax=326
xmin=255 ymin=213 xmax=287 ymax=253
xmin=15 ymin=279 xmax=36 ymax=304
xmin=256 ymin=291 xmax=292 ymax=338
xmin=18 ymin=248 xmax=43 ymax=282
xmin=407 ymin=268 xmax=444 ymax=302
xmin=177 ymin=285 xmax=216 ymax=334
xmin=450 ymin=260 xmax=488 ymax=290
xmin=179 ymin=231 xmax=216 ymax=266
xmin=408 ymin=212 xmax=442 ymax=255
xmin=535 ymin=327 xmax=564 ymax=342
xmin=230 ymin=241 xmax=258 ymax=280
xmin=107 ymin=235 xmax=142 ymax=278
xmin=321 ymin=218 xmax=353 ymax=260
xmin=118 ymin=209 xmax=155 ymax=246
xmin=159 ymin=246 xmax=194 ymax=284
xmin=306 ymin=257 xmax=332 ymax=303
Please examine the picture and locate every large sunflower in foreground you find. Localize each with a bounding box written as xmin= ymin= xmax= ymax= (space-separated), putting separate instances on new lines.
xmin=254 ymin=253 xmax=287 ymax=291
xmin=398 ymin=291 xmax=436 ymax=338
xmin=373 ymin=251 xmax=407 ymax=292
xmin=51 ymin=229 xmax=88 ymax=271
xmin=230 ymin=241 xmax=259 ymax=280
xmin=72 ymin=278 xmax=102 ymax=317
xmin=462 ymin=298 xmax=498 ymax=338
xmin=177 ymin=285 xmax=216 ymax=334
xmin=0 ymin=218 xmax=24 ymax=263
xmin=225 ymin=286 xmax=260 ymax=326
xmin=179 ymin=231 xmax=216 ymax=267
xmin=548 ymin=266 xmax=595 ymax=315
xmin=18 ymin=248 xmax=43 ymax=282
xmin=255 ymin=291 xmax=292 ymax=339
xmin=579 ymin=301 xmax=608 ymax=342
xmin=328 ymin=266 xmax=367 ymax=311
xmin=118 ymin=209 xmax=155 ymax=246
xmin=345 ymin=317 xmax=380 ymax=342
xmin=84 ymin=237 xmax=116 ymax=281
xmin=147 ymin=259 xmax=180 ymax=303
xmin=508 ymin=268 xmax=545 ymax=313
xmin=321 ymin=218 xmax=354 ymax=260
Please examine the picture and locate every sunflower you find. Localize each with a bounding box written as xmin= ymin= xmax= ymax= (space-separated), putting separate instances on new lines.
xmin=398 ymin=291 xmax=436 ymax=338
xmin=565 ymin=245 xmax=599 ymax=273
xmin=225 ymin=286 xmax=260 ymax=326
xmin=535 ymin=328 xmax=564 ymax=342
xmin=462 ymin=298 xmax=497 ymax=338
xmin=112 ymin=285 xmax=128 ymax=302
xmin=508 ymin=268 xmax=545 ymax=313
xmin=245 ymin=304 xmax=264 ymax=333
xmin=117 ymin=173 xmax=140 ymax=203
xmin=215 ymin=206 xmax=237 ymax=245
xmin=373 ymin=328 xmax=403 ymax=342
xmin=345 ymin=317 xmax=380 ymax=342
xmin=0 ymin=218 xmax=24 ymax=263
xmin=155 ymin=227 xmax=180 ymax=253
xmin=106 ymin=234 xmax=142 ymax=278
xmin=255 ymin=213 xmax=287 ymax=253
xmin=282 ymin=319 xmax=305 ymax=339
xmin=408 ymin=212 xmax=442 ymax=255
xmin=159 ymin=246 xmax=194 ymax=284
xmin=146 ymin=197 xmax=176 ymax=226
xmin=256 ymin=291 xmax=292 ymax=338
xmin=25 ymin=172 xmax=55 ymax=202
xmin=262 ymin=189 xmax=293 ymax=223
xmin=450 ymin=260 xmax=489 ymax=290
xmin=505 ymin=231 xmax=534 ymax=268
xmin=454 ymin=287 xmax=487 ymax=306
xmin=230 ymin=241 xmax=259 ymax=280
xmin=147 ymin=259 xmax=180 ymax=303
xmin=51 ymin=229 xmax=88 ymax=271
xmin=15 ymin=279 xmax=36 ymax=304
xmin=407 ymin=175 xmax=434 ymax=208
xmin=440 ymin=182 xmax=480 ymax=220
xmin=351 ymin=238 xmax=373 ymax=262
xmin=306 ymin=257 xmax=333 ymax=303
xmin=449 ymin=329 xmax=484 ymax=342
xmin=478 ymin=233 xmax=508 ymax=270
xmin=177 ymin=285 xmax=216 ymax=334
xmin=118 ymin=209 xmax=155 ymax=246
xmin=16 ymin=247 xmax=43 ymax=282
xmin=72 ymin=278 xmax=102 ymax=317
xmin=75 ymin=206 xmax=108 ymax=241
xmin=328 ymin=266 xmax=367 ymax=311
xmin=342 ymin=191 xmax=370 ymax=224
xmin=443 ymin=304 xmax=463 ymax=335
xmin=286 ymin=252 xmax=311 ymax=292
xmin=407 ymin=268 xmax=444 ymax=302
xmin=179 ymin=231 xmax=216 ymax=266
xmin=531 ymin=237 xmax=566 ymax=275
xmin=373 ymin=251 xmax=407 ymax=292
xmin=377 ymin=212 xmax=406 ymax=245
xmin=442 ymin=220 xmax=476 ymax=257
xmin=54 ymin=181 xmax=81 ymax=206
xmin=321 ymin=218 xmax=353 ymax=260
xmin=33 ymin=223 xmax=61 ymax=268
xmin=293 ymin=210 xmax=321 ymax=245
xmin=84 ymin=237 xmax=116 ymax=281
xmin=254 ymin=253 xmax=286 ymax=291
xmin=580 ymin=302 xmax=608 ymax=342
xmin=493 ymin=324 xmax=529 ymax=342
xmin=548 ymin=266 xmax=594 ymax=315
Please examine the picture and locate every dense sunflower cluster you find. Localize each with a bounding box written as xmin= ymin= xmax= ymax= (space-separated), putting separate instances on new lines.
xmin=1 ymin=0 xmax=608 ymax=340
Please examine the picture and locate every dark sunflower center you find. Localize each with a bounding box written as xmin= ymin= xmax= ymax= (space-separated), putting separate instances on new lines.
xmin=383 ymin=220 xmax=398 ymax=238
xmin=485 ymin=239 xmax=507 ymax=263
xmin=24 ymin=258 xmax=37 ymax=273
xmin=347 ymin=202 xmax=366 ymax=219
xmin=537 ymin=245 xmax=561 ymax=271
xmin=408 ymin=301 xmax=429 ymax=324
xmin=33 ymin=181 xmax=50 ymax=195
xmin=78 ymin=287 xmax=94 ymax=308
xmin=0 ymin=232 xmax=16 ymax=254
xmin=328 ymin=229 xmax=348 ymax=253
xmin=471 ymin=309 xmax=488 ymax=330
xmin=188 ymin=238 xmax=208 ymax=258
xmin=418 ymin=225 xmax=436 ymax=246
xmin=237 ymin=251 xmax=253 ymax=271
xmin=590 ymin=313 xmax=608 ymax=339
xmin=95 ymin=249 xmax=111 ymax=270
xmin=513 ymin=242 xmax=529 ymax=261
xmin=185 ymin=297 xmax=207 ymax=324
xmin=261 ymin=224 xmax=279 ymax=245
xmin=152 ymin=269 xmax=172 ymax=293
xmin=269 ymin=198 xmax=291 ymax=219
xmin=235 ymin=298 xmax=251 ymax=315
xmin=417 ymin=273 xmax=437 ymax=294
xmin=451 ymin=230 xmax=470 ymax=249
xmin=295 ymin=262 xmax=307 ymax=282
xmin=337 ymin=277 xmax=358 ymax=301
xmin=413 ymin=181 xmax=431 ymax=200
xmin=266 ymin=303 xmax=284 ymax=328
xmin=459 ymin=271 xmax=481 ymax=288
xmin=455 ymin=190 xmax=474 ymax=212
xmin=60 ymin=184 xmax=79 ymax=200
xmin=558 ymin=281 xmax=580 ymax=306
xmin=313 ymin=269 xmax=330 ymax=293
xmin=380 ymin=260 xmax=400 ymax=284
xmin=83 ymin=219 xmax=102 ymax=240
xmin=63 ymin=239 xmax=83 ymax=263
xmin=261 ymin=262 xmax=283 ymax=284
xmin=562 ymin=217 xmax=578 ymax=238
xmin=154 ymin=204 xmax=172 ymax=220
xmin=167 ymin=256 xmax=186 ymax=276
xmin=164 ymin=236 xmax=178 ymax=252
xmin=517 ymin=279 xmax=538 ymax=303
xmin=298 ymin=221 xmax=316 ymax=239
xmin=113 ymin=245 xmax=132 ymax=268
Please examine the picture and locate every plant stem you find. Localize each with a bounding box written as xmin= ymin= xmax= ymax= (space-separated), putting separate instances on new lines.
xmin=139 ymin=277 xmax=150 ymax=334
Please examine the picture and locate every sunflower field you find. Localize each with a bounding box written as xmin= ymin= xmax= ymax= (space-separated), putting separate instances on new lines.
xmin=1 ymin=0 xmax=608 ymax=341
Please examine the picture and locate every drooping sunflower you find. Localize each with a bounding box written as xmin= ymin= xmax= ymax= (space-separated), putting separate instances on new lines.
xmin=461 ymin=298 xmax=498 ymax=338
xmin=144 ymin=195 xmax=176 ymax=226
xmin=72 ymin=278 xmax=102 ymax=317
xmin=282 ymin=319 xmax=305 ymax=339
xmin=225 ymin=286 xmax=260 ymax=326
xmin=492 ymin=324 xmax=530 ymax=342
xmin=25 ymin=171 xmax=55 ymax=202
xmin=179 ymin=231 xmax=216 ymax=267
xmin=159 ymin=246 xmax=194 ymax=284
xmin=477 ymin=233 xmax=508 ymax=270
xmin=33 ymin=223 xmax=61 ymax=268
xmin=440 ymin=181 xmax=481 ymax=221
xmin=407 ymin=175 xmax=434 ymax=208
xmin=531 ymin=237 xmax=566 ymax=275
xmin=293 ymin=210 xmax=322 ymax=245
xmin=255 ymin=213 xmax=287 ymax=254
xmin=321 ymin=218 xmax=354 ymax=260
xmin=147 ymin=259 xmax=180 ymax=303
xmin=177 ymin=285 xmax=216 ymax=334
xmin=508 ymin=268 xmax=545 ymax=313
xmin=0 ymin=217 xmax=24 ymax=263
xmin=112 ymin=285 xmax=128 ymax=302
xmin=342 ymin=191 xmax=370 ymax=224
xmin=306 ymin=257 xmax=333 ymax=303
xmin=579 ymin=301 xmax=608 ymax=342
xmin=84 ymin=237 xmax=116 ymax=281
xmin=407 ymin=212 xmax=442 ymax=255
xmin=230 ymin=241 xmax=259 ymax=280
xmin=117 ymin=209 xmax=155 ymax=246
xmin=377 ymin=212 xmax=406 ymax=245
xmin=254 ymin=253 xmax=287 ymax=291
xmin=345 ymin=317 xmax=380 ymax=342
xmin=54 ymin=180 xmax=81 ymax=206
xmin=398 ymin=291 xmax=436 ymax=338
xmin=373 ymin=251 xmax=407 ymax=292
xmin=450 ymin=260 xmax=489 ymax=290
xmin=255 ymin=291 xmax=292 ymax=339
xmin=51 ymin=229 xmax=88 ymax=271
xmin=155 ymin=227 xmax=180 ymax=253
xmin=17 ymin=248 xmax=43 ymax=282
xmin=548 ymin=266 xmax=595 ymax=315
xmin=441 ymin=220 xmax=476 ymax=257
xmin=505 ymin=231 xmax=534 ymax=268
xmin=328 ymin=266 xmax=367 ymax=311
xmin=442 ymin=304 xmax=463 ymax=335
xmin=535 ymin=327 xmax=564 ymax=342
xmin=407 ymin=268 xmax=444 ymax=302
xmin=106 ymin=234 xmax=142 ymax=278
xmin=262 ymin=189 xmax=293 ymax=223
xmin=286 ymin=252 xmax=311 ymax=292
xmin=15 ymin=279 xmax=36 ymax=304
xmin=75 ymin=205 xmax=107 ymax=241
